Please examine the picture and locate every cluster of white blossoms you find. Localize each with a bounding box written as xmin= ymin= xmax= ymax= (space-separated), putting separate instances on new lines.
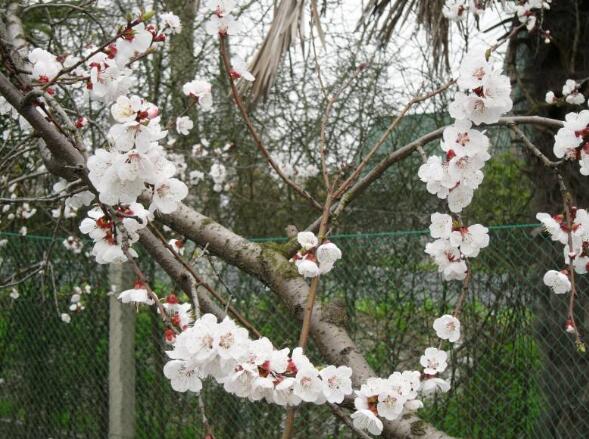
xmin=160 ymin=310 xmax=455 ymax=436
xmin=202 ymin=1 xmax=255 ymax=85
xmin=418 ymin=119 xmax=491 ymax=212
xmin=1 ymin=182 xmax=38 ymax=221
xmin=60 ymin=285 xmax=93 ymax=323
xmin=350 ymin=312 xmax=460 ymax=434
xmin=88 ymin=94 xmax=188 ymax=205
xmin=23 ymin=12 xmax=190 ymax=264
xmin=552 ymin=110 xmax=589 ymax=175
xmin=204 ymin=0 xmax=240 ymax=37
xmin=82 ymin=13 xmax=181 ymax=104
xmin=538 ymin=85 xmax=589 ymax=334
xmin=537 ymin=208 xmax=589 ymax=296
xmin=180 ymin=2 xmax=255 ymax=113
xmin=450 ymin=52 xmax=513 ymax=126
xmin=562 ymin=79 xmax=585 ymax=105
xmin=209 ymin=162 xmax=228 ymax=192
xmin=13 ymin=203 xmax=36 ymax=220
xmin=162 ymin=294 xmax=194 ymax=332
xmin=62 ymin=235 xmax=84 ymax=254
xmin=545 ymin=79 xmax=586 ymax=106
xmin=442 ymin=0 xmax=483 ymax=21
xmin=182 ymin=79 xmax=213 ymax=111
xmin=272 ymin=152 xmax=320 ymax=183
xmin=79 ymin=204 xmax=152 ymax=263
xmin=412 ymin=52 xmax=500 ymax=432
xmin=291 ymin=231 xmax=343 ymax=278
xmin=513 ymin=0 xmax=551 ymax=31
xmin=27 ymin=48 xmax=76 ymax=95
xmin=420 ymin=51 xmax=509 ymax=283
xmin=425 ymin=213 xmax=489 ymax=281
xmin=419 ymin=52 xmax=512 ymax=213
xmin=443 ymin=0 xmax=551 ymax=34
xmin=164 ymin=313 xmax=354 ymax=403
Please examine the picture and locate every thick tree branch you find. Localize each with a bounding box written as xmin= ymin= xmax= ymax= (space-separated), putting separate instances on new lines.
xmin=0 ymin=72 xmax=86 ymax=169
xmin=0 ymin=65 xmax=453 ymax=439
xmin=138 ymin=229 xmax=226 ymax=319
xmin=154 ymin=204 xmax=452 ymax=438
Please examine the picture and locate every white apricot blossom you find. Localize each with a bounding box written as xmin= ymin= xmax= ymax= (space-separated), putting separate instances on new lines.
xmin=160 ymin=12 xmax=182 ymax=34
xmin=552 ymin=110 xmax=589 ymax=175
xmin=182 ymin=79 xmax=213 ymax=110
xmin=163 ymin=360 xmax=203 ymax=392
xmin=420 ymin=347 xmax=448 ymax=375
xmin=175 ymin=116 xmax=193 ymax=135
xmin=118 ymin=282 xmax=154 ymax=305
xmin=230 ymin=55 xmax=255 ymax=81
xmin=543 ymin=270 xmax=571 ymax=294
xmin=319 ymin=365 xmax=353 ymax=404
xmin=351 ymin=410 xmax=384 ymax=436
xmin=433 ymin=314 xmax=461 ymax=342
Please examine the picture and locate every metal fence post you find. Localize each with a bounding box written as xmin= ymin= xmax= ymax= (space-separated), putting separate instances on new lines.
xmin=108 ymin=262 xmax=136 ymax=439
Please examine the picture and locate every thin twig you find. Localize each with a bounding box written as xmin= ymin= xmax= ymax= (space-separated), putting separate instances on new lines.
xmin=148 ymin=223 xmax=262 ymax=338
xmin=510 ymin=124 xmax=562 ymax=167
xmin=218 ymin=34 xmax=322 ymax=211
xmin=319 ymin=65 xmax=367 ymax=190
xmin=334 ymin=80 xmax=454 ymax=199
xmin=281 ymin=193 xmax=333 ymax=439
xmin=0 ymin=262 xmax=44 ymax=289
xmin=557 ymin=176 xmax=583 ymax=348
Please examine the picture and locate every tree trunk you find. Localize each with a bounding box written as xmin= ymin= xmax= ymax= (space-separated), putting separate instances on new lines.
xmin=508 ymin=4 xmax=589 ymax=437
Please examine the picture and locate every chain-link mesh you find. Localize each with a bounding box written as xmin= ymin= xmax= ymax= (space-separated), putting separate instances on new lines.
xmin=0 ymin=224 xmax=587 ymax=438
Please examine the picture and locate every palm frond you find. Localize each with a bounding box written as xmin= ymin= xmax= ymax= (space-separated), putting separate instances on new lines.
xmin=245 ymin=0 xmax=306 ymax=102
xmin=358 ymin=0 xmax=451 ymax=70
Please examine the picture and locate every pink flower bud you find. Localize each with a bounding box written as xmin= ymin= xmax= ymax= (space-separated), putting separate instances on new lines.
xmin=75 ymin=116 xmax=87 ymax=128
xmin=146 ymin=106 xmax=159 ymax=119
xmin=565 ymin=319 xmax=576 ymax=334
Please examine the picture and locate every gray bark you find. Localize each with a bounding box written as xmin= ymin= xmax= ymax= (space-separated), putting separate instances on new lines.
xmin=0 ymin=68 xmax=454 ymax=437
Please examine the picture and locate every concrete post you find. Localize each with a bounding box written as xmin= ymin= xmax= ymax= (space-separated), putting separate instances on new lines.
xmin=108 ymin=263 xmax=136 ymax=439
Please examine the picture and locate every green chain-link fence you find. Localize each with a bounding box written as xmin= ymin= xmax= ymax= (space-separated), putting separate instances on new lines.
xmin=0 ymin=224 xmax=588 ymax=438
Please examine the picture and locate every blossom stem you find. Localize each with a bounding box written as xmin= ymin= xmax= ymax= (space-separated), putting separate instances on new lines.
xmin=510 ymin=124 xmax=563 ymax=167
xmin=333 ymin=79 xmax=455 ymax=199
xmin=558 ymin=177 xmax=582 ymax=346
xmin=43 ymin=18 xmax=145 ymax=89
xmin=218 ymin=34 xmax=322 ymax=211
xmin=147 ymin=223 xmax=262 ymax=338
xmin=282 ymin=193 xmax=333 ymax=439
xmin=120 ymin=245 xmax=178 ymax=332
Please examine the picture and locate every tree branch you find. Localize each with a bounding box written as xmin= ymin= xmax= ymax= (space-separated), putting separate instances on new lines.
xmin=218 ymin=34 xmax=322 ymax=211
xmin=304 ymin=115 xmax=565 ymax=234
xmin=0 ymin=62 xmax=452 ymax=439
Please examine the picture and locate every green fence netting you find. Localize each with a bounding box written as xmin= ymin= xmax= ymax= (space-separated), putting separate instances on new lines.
xmin=0 ymin=224 xmax=588 ymax=438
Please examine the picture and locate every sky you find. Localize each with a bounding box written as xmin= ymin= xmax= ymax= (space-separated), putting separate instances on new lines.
xmin=83 ymin=0 xmax=515 ymax=106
